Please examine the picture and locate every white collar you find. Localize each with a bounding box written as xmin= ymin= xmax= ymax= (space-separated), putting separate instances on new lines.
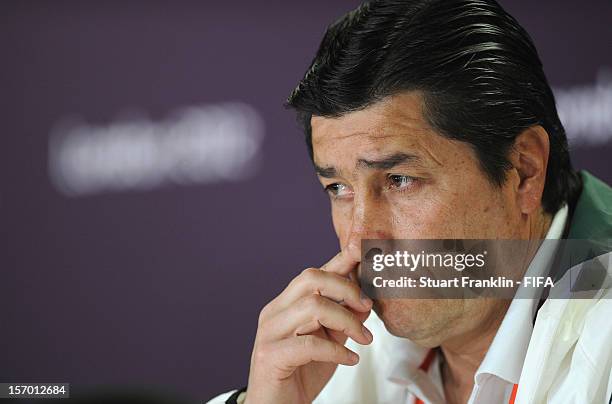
xmin=475 ymin=204 xmax=569 ymax=385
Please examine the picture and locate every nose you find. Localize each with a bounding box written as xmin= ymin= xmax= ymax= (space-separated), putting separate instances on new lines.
xmin=343 ymin=194 xmax=392 ymax=262
xmin=344 ymin=236 xmax=362 ymax=263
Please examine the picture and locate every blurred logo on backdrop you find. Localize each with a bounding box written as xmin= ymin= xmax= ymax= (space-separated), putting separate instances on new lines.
xmin=47 ymin=69 xmax=612 ymax=197
xmin=555 ymin=68 xmax=612 ymax=145
xmin=48 ymin=102 xmax=265 ymax=196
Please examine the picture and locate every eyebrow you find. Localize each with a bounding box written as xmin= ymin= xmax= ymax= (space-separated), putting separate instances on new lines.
xmin=314 ymin=152 xmax=420 ymax=178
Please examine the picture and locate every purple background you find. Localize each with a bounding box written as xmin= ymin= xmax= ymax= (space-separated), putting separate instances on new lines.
xmin=2 ymin=0 xmax=611 ymax=401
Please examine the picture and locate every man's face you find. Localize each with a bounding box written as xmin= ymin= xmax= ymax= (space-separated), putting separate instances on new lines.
xmin=311 ymin=92 xmax=524 ymax=346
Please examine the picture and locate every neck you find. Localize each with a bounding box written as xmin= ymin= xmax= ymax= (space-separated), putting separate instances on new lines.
xmin=440 ymin=298 xmax=510 ymax=404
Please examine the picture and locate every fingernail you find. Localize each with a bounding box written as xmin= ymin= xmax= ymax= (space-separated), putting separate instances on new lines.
xmin=360 ymin=290 xmax=373 ymax=308
xmin=362 ymin=325 xmax=372 ymax=341
xmin=349 ymin=351 xmax=359 ymax=364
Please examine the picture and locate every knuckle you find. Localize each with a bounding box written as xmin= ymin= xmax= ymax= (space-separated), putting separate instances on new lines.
xmin=300 ymin=267 xmax=320 ymax=284
xmin=257 ymin=303 xmax=272 ymax=325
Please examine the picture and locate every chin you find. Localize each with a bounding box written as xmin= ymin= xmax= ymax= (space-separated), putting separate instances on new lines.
xmin=373 ymin=298 xmax=453 ymax=347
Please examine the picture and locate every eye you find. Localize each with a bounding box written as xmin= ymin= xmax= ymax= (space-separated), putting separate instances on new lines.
xmin=387 ymin=174 xmax=416 ymax=191
xmin=324 ymin=183 xmax=352 ymax=199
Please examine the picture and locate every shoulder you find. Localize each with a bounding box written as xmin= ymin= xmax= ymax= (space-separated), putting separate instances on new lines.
xmin=519 ymin=272 xmax=612 ymax=403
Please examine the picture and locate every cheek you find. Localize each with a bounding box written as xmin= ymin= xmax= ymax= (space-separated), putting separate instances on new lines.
xmin=388 ymin=176 xmax=509 ymax=238
xmin=387 ymin=190 xmax=458 ymax=238
xmin=439 ymin=177 xmax=518 ymax=238
xmin=331 ymin=204 xmax=351 ymax=242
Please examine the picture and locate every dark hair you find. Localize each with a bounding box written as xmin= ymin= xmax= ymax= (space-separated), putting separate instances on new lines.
xmin=286 ymin=0 xmax=581 ymax=214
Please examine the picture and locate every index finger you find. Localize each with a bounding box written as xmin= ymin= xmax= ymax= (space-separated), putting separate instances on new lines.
xmin=320 ymin=250 xmax=359 ymax=276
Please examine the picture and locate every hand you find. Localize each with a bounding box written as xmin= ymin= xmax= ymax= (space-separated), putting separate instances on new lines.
xmin=243 ymin=251 xmax=373 ymax=404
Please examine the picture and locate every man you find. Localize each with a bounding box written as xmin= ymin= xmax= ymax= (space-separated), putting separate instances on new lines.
xmin=209 ymin=0 xmax=612 ymax=403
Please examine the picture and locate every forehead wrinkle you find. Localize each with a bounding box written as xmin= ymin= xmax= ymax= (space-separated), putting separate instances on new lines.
xmin=314 ymin=131 xmax=444 ymax=176
xmin=384 ymin=100 xmax=447 ymax=167
xmin=391 ymin=119 xmax=445 ymax=168
xmin=313 ymin=113 xmax=446 ymax=170
xmin=421 ymin=142 xmax=444 ymax=167
xmin=355 ymin=152 xmax=421 ymax=170
xmin=312 ymin=130 xmax=401 ymax=147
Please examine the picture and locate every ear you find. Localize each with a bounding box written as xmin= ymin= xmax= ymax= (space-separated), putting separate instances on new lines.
xmin=508 ymin=125 xmax=550 ymax=215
